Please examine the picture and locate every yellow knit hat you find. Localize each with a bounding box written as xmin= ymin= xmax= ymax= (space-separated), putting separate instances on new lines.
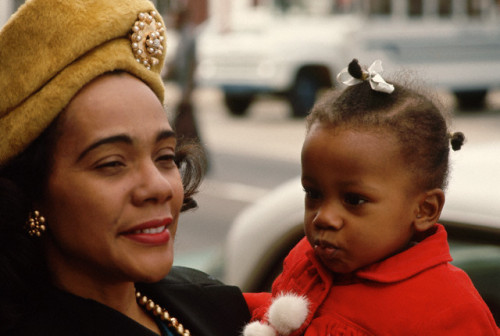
xmin=0 ymin=0 xmax=167 ymax=166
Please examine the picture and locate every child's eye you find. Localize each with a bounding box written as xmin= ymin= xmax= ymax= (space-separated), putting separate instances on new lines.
xmin=303 ymin=187 xmax=321 ymax=200
xmin=344 ymin=193 xmax=367 ymax=206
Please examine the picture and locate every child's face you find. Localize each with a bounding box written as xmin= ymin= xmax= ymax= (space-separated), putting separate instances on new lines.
xmin=301 ymin=123 xmax=424 ymax=274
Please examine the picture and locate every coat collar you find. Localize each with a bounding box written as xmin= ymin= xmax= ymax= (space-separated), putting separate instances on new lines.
xmin=303 ymin=224 xmax=452 ymax=284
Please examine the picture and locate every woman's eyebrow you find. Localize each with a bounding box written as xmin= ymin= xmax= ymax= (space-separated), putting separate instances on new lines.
xmin=77 ymin=134 xmax=132 ymax=162
xmin=156 ymin=130 xmax=176 ymax=143
xmin=76 ymin=130 xmax=176 ymax=162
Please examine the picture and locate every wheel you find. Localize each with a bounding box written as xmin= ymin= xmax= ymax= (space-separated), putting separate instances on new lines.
xmin=289 ymin=72 xmax=321 ymax=118
xmin=454 ymin=90 xmax=487 ymax=111
xmin=224 ymin=93 xmax=254 ymax=117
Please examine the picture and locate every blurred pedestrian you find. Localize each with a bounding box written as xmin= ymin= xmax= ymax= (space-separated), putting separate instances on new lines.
xmin=166 ymin=0 xmax=209 ymax=168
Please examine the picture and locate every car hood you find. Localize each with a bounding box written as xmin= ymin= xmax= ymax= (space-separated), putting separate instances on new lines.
xmin=442 ymin=141 xmax=500 ymax=230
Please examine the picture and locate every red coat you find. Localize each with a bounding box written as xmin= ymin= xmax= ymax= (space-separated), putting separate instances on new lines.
xmin=245 ymin=224 xmax=499 ymax=335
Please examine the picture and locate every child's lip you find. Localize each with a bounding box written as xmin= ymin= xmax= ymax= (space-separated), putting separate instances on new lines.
xmin=314 ymin=239 xmax=341 ymax=259
xmin=314 ymin=239 xmax=340 ymax=250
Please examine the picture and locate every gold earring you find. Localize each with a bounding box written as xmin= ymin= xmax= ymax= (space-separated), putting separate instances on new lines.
xmin=26 ymin=210 xmax=47 ymax=237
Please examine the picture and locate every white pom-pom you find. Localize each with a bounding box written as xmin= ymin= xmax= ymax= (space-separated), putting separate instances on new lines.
xmin=268 ymin=293 xmax=309 ymax=335
xmin=242 ymin=321 xmax=277 ymax=336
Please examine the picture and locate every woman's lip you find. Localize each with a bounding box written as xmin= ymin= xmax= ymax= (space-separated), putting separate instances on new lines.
xmin=120 ymin=218 xmax=172 ymax=245
xmin=122 ymin=218 xmax=172 ymax=234
xmin=123 ymin=228 xmax=171 ymax=245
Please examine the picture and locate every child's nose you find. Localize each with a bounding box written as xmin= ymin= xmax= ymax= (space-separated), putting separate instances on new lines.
xmin=313 ymin=203 xmax=344 ymax=230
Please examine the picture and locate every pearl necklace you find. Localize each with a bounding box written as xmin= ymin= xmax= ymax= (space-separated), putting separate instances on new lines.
xmin=136 ymin=291 xmax=191 ymax=336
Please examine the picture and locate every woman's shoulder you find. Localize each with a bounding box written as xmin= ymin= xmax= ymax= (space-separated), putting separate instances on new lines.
xmin=6 ymin=289 xmax=160 ymax=336
xmin=139 ymin=266 xmax=246 ymax=304
xmin=8 ymin=268 xmax=250 ymax=336
xmin=160 ymin=265 xmax=225 ymax=286
xmin=137 ymin=266 xmax=251 ymax=336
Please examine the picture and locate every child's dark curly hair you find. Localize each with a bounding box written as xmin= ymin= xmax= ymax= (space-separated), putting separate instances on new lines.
xmin=306 ymin=59 xmax=465 ymax=191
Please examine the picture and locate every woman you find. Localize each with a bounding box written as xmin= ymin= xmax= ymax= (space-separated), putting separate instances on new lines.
xmin=0 ymin=1 xmax=249 ymax=335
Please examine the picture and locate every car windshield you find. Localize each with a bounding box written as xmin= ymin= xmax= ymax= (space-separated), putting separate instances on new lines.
xmin=270 ymin=0 xmax=357 ymax=16
xmin=258 ymin=0 xmax=498 ymax=19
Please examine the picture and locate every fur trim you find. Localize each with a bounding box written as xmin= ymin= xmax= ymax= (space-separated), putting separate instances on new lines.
xmin=268 ymin=293 xmax=309 ymax=335
xmin=0 ymin=0 xmax=166 ymax=166
xmin=242 ymin=321 xmax=277 ymax=336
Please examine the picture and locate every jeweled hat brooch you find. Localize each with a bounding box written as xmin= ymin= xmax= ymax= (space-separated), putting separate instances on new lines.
xmin=130 ymin=11 xmax=166 ymax=70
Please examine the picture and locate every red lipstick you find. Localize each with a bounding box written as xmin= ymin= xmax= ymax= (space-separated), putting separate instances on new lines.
xmin=122 ymin=218 xmax=172 ymax=245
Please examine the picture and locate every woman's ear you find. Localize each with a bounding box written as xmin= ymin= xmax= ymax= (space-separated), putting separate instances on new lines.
xmin=414 ymin=188 xmax=445 ymax=232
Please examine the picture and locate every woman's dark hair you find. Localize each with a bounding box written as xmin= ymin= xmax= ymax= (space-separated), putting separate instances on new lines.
xmin=176 ymin=140 xmax=208 ymax=211
xmin=306 ymin=59 xmax=465 ymax=191
xmin=0 ymin=120 xmax=57 ymax=330
xmin=0 ymin=106 xmax=207 ymax=330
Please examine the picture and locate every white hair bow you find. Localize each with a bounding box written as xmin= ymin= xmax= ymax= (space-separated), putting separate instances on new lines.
xmin=336 ymin=60 xmax=394 ymax=94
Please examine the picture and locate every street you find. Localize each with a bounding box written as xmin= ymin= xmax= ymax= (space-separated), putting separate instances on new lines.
xmin=169 ymin=84 xmax=500 ymax=278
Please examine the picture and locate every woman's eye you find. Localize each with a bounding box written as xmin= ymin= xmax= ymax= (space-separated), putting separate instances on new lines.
xmin=344 ymin=193 xmax=367 ymax=206
xmin=95 ymin=160 xmax=125 ymax=169
xmin=156 ymin=154 xmax=176 ymax=167
xmin=93 ymin=159 xmax=126 ymax=175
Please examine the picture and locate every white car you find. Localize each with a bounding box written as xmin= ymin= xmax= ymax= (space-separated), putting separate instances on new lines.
xmin=196 ymin=0 xmax=361 ymax=117
xmin=223 ymin=141 xmax=500 ymax=324
xmin=196 ymin=0 xmax=500 ymax=117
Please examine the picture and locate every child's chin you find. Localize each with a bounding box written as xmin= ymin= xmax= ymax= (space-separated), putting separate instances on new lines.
xmin=318 ymin=257 xmax=354 ymax=275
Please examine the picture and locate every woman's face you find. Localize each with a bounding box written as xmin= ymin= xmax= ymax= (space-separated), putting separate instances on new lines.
xmin=41 ymin=73 xmax=184 ymax=289
xmin=301 ymin=123 xmax=423 ymax=274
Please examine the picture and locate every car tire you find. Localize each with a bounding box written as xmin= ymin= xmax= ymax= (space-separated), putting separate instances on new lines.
xmin=454 ymin=90 xmax=487 ymax=111
xmin=224 ymin=93 xmax=254 ymax=117
xmin=289 ymin=72 xmax=321 ymax=118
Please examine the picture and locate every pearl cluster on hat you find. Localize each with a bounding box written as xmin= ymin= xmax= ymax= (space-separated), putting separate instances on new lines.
xmin=0 ymin=0 xmax=167 ymax=167
xmin=130 ymin=11 xmax=165 ymax=70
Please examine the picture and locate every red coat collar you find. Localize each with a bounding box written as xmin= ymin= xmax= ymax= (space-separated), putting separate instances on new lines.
xmin=302 ymin=223 xmax=452 ymax=284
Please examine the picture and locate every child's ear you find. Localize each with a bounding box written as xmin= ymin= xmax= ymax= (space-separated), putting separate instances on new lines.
xmin=414 ymin=188 xmax=445 ymax=232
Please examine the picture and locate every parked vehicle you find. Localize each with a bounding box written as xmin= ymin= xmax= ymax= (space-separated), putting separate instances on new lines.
xmin=196 ymin=0 xmax=361 ymax=117
xmin=346 ymin=0 xmax=500 ymax=110
xmin=195 ymin=0 xmax=500 ymax=117
xmin=224 ymin=141 xmax=500 ymax=324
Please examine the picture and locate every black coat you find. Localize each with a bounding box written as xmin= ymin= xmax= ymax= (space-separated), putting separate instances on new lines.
xmin=9 ymin=266 xmax=250 ymax=336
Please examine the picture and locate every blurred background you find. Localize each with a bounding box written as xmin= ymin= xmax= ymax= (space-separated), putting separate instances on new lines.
xmin=2 ymin=0 xmax=500 ymax=281
xmin=159 ymin=0 xmax=500 ymax=280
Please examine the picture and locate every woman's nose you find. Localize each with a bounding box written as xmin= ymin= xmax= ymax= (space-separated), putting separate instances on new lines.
xmin=313 ymin=203 xmax=344 ymax=230
xmin=132 ymin=161 xmax=174 ymax=205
